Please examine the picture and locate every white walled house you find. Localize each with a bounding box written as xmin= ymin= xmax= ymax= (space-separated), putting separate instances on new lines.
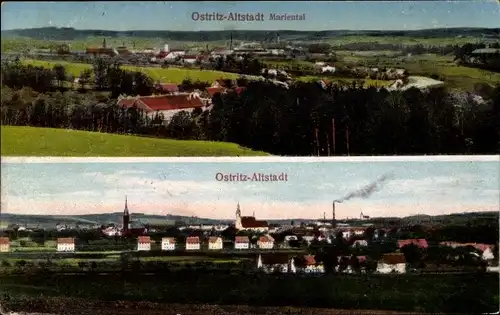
xmin=137 ymin=236 xmax=151 ymax=251
xmin=0 ymin=237 xmax=10 ymax=252
xmin=377 ymin=253 xmax=406 ymax=274
xmin=208 ymin=237 xmax=223 ymax=250
xmin=186 ymin=236 xmax=201 ymax=251
xmin=234 ymin=236 xmax=250 ymax=250
xmin=257 ymin=235 xmax=274 ymax=249
xmin=161 ymin=237 xmax=176 ymax=251
xmin=257 ymin=254 xmax=296 ymax=274
xmin=57 ymin=238 xmax=75 ymax=252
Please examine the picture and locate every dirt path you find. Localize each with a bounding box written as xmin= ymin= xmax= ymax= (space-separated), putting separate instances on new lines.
xmin=3 ymin=297 xmax=439 ymax=315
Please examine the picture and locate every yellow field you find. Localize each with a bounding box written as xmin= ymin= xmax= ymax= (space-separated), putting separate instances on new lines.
xmin=21 ymin=59 xmax=239 ymax=84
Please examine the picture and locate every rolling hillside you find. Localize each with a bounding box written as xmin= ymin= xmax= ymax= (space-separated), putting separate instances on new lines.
xmin=0 ymin=126 xmax=269 ymax=157
xmin=2 ymin=27 xmax=499 ymax=41
xmin=1 ymin=211 xmax=497 ymax=229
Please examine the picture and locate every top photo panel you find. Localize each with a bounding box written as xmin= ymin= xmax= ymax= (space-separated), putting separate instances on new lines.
xmin=1 ymin=1 xmax=499 ymax=157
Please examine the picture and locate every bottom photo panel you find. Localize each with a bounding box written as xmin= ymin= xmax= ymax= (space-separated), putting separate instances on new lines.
xmin=0 ymin=157 xmax=499 ymax=315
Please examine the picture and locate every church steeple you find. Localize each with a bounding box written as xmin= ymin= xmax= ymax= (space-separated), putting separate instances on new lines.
xmin=236 ymin=202 xmax=241 ymax=218
xmin=124 ymin=196 xmax=129 ymax=215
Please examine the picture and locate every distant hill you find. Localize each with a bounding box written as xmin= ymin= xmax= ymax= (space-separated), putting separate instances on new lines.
xmin=1 ymin=211 xmax=497 ymax=229
xmin=1 ymin=27 xmax=499 ymax=41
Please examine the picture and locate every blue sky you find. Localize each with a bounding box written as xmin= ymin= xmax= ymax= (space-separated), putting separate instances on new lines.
xmin=1 ymin=1 xmax=499 ymax=31
xmin=1 ymin=160 xmax=498 ymax=219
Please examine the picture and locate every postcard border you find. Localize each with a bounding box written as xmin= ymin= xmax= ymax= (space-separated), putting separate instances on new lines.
xmin=1 ymin=156 xmax=499 ymax=163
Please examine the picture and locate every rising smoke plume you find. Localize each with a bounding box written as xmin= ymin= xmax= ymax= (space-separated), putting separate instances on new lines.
xmin=334 ymin=173 xmax=394 ymax=203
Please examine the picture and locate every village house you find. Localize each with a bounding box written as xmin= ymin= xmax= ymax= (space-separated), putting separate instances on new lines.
xmin=56 ymin=238 xmax=75 ymax=252
xmin=161 ymin=237 xmax=176 ymax=251
xmin=377 ymin=253 xmax=406 ymax=274
xmin=0 ymin=237 xmax=9 ymax=252
xmin=234 ymin=236 xmax=250 ymax=250
xmin=208 ymin=237 xmax=223 ymax=250
xmin=440 ymin=242 xmax=495 ymax=261
xmin=185 ymin=236 xmax=201 ymax=251
xmin=297 ymin=255 xmax=324 ymax=274
xmin=137 ymin=236 xmax=151 ymax=251
xmin=257 ymin=254 xmax=296 ymax=274
xmin=257 ymin=235 xmax=275 ymax=249
xmin=235 ymin=203 xmax=269 ymax=232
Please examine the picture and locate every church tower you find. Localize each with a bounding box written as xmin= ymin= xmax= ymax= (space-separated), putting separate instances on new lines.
xmin=123 ymin=196 xmax=130 ymax=234
xmin=235 ymin=202 xmax=242 ymax=230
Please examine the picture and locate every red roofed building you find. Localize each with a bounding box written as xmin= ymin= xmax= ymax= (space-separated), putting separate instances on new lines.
xmin=0 ymin=237 xmax=10 ymax=252
xmin=161 ymin=237 xmax=176 ymax=251
xmin=208 ymin=237 xmax=223 ymax=250
xmin=186 ymin=236 xmax=200 ymax=251
xmin=235 ymin=203 xmax=269 ymax=232
xmin=137 ymin=236 xmax=151 ymax=251
xmin=257 ymin=235 xmax=275 ymax=249
xmin=117 ymin=93 xmax=211 ymax=124
xmin=377 ymin=253 xmax=406 ymax=274
xmin=397 ymin=239 xmax=429 ymax=249
xmin=297 ymin=255 xmax=324 ymax=273
xmin=234 ymin=236 xmax=250 ymax=250
xmin=57 ymin=238 xmax=75 ymax=252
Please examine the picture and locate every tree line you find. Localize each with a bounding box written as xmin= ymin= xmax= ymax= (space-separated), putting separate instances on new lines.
xmin=1 ymin=58 xmax=499 ymax=155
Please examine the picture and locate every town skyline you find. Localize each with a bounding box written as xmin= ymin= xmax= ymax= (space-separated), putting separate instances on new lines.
xmin=2 ymin=1 xmax=499 ymax=31
xmin=2 ymin=158 xmax=498 ymax=219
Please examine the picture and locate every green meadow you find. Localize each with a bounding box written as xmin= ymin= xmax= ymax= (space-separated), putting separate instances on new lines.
xmin=0 ymin=126 xmax=269 ymax=157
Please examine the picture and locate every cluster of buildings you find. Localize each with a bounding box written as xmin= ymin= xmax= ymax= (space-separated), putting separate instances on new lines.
xmin=116 ymin=79 xmax=249 ymax=125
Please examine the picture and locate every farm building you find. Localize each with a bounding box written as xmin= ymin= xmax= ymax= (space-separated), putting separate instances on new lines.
xmin=137 ymin=236 xmax=151 ymax=251
xmin=0 ymin=237 xmax=9 ymax=252
xmin=208 ymin=237 xmax=223 ymax=250
xmin=161 ymin=237 xmax=176 ymax=251
xmin=117 ymin=93 xmax=211 ymax=125
xmin=186 ymin=236 xmax=201 ymax=251
xmin=377 ymin=253 xmax=406 ymax=274
xmin=57 ymin=238 xmax=75 ymax=252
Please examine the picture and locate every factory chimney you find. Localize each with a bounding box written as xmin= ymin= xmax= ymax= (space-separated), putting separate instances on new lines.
xmin=276 ymin=33 xmax=280 ymax=45
xmin=332 ymin=201 xmax=336 ymax=228
xmin=230 ymin=32 xmax=233 ymax=50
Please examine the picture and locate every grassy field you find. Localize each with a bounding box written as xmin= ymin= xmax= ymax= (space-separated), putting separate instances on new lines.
xmin=21 ymin=59 xmax=240 ymax=84
xmin=0 ymin=126 xmax=269 ymax=156
xmin=0 ymin=272 xmax=497 ymax=313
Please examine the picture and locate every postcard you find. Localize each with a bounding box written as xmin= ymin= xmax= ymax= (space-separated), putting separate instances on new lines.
xmin=1 ymin=1 xmax=499 ymax=157
xmin=0 ymin=157 xmax=499 ymax=314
